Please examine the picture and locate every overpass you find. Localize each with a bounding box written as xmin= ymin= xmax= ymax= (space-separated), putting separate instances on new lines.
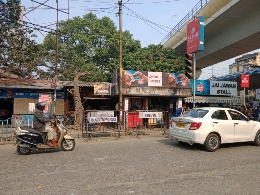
xmin=161 ymin=0 xmax=260 ymax=70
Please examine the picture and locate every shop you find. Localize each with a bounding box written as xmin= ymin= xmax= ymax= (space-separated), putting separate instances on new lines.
xmin=64 ymin=82 xmax=113 ymax=113
xmin=0 ymin=79 xmax=66 ymax=125
xmin=112 ymin=69 xmax=193 ymax=129
xmin=185 ymin=80 xmax=241 ymax=108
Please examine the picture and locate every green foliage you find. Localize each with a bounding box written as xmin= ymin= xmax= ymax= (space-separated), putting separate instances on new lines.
xmin=0 ymin=0 xmax=42 ymax=78
xmin=123 ymin=44 xmax=185 ymax=73
xmin=40 ymin=13 xmax=185 ymax=82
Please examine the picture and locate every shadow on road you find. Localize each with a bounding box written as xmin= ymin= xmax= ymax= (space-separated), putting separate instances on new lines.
xmin=30 ymin=148 xmax=62 ymax=155
xmin=157 ymin=138 xmax=255 ymax=152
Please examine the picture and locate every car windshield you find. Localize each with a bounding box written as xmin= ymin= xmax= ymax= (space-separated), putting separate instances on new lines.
xmin=182 ymin=109 xmax=208 ymax=118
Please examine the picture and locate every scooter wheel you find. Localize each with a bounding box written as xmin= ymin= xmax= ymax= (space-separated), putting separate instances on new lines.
xmin=61 ymin=139 xmax=75 ymax=151
xmin=17 ymin=145 xmax=31 ymax=155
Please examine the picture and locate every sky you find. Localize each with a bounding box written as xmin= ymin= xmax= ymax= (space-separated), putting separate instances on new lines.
xmin=20 ymin=0 xmax=260 ymax=80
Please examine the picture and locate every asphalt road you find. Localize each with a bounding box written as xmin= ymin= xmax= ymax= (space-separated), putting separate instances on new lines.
xmin=0 ymin=136 xmax=260 ymax=195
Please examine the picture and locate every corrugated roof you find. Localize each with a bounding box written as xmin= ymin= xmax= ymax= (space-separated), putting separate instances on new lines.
xmin=0 ymin=78 xmax=112 ymax=90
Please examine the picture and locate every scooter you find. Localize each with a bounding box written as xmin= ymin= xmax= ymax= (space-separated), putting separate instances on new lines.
xmin=14 ymin=115 xmax=75 ymax=155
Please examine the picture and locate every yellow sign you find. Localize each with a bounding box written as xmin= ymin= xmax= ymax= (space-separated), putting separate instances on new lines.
xmin=94 ymin=84 xmax=110 ymax=95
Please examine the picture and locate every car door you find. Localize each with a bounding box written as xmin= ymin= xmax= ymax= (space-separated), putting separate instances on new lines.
xmin=210 ymin=110 xmax=234 ymax=143
xmin=227 ymin=110 xmax=254 ymax=142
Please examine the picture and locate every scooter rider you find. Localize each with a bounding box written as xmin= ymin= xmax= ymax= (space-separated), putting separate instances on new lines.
xmin=33 ymin=102 xmax=54 ymax=146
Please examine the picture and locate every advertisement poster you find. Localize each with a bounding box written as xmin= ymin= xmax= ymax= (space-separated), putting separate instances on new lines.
xmin=187 ymin=16 xmax=204 ymax=53
xmin=122 ymin=70 xmax=148 ymax=86
xmin=39 ymin=94 xmax=51 ymax=114
xmin=122 ymin=70 xmax=191 ymax=88
xmin=94 ymin=84 xmax=110 ymax=95
xmin=210 ymin=81 xmax=237 ymax=96
xmin=241 ymin=74 xmax=249 ymax=88
xmin=190 ymin=79 xmax=210 ymax=95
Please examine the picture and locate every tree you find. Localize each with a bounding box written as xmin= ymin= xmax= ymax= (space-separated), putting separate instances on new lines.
xmin=40 ymin=13 xmax=141 ymax=82
xmin=0 ymin=0 xmax=42 ymax=78
xmin=40 ymin=13 xmax=185 ymax=82
xmin=123 ymin=44 xmax=185 ymax=73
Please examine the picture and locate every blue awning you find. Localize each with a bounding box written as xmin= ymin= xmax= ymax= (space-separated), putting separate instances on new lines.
xmin=214 ymin=68 xmax=260 ymax=81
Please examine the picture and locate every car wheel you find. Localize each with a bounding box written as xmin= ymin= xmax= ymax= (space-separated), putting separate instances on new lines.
xmin=254 ymin=131 xmax=260 ymax=146
xmin=204 ymin=133 xmax=220 ymax=152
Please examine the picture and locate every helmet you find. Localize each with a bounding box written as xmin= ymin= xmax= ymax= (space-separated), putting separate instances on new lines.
xmin=36 ymin=102 xmax=47 ymax=111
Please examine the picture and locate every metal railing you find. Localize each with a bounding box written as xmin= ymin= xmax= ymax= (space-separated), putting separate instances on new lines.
xmin=127 ymin=111 xmax=170 ymax=131
xmin=160 ymin=0 xmax=210 ymax=45
xmin=0 ymin=116 xmax=34 ymax=143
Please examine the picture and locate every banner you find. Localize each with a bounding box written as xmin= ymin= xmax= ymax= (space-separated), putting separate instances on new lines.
xmin=122 ymin=70 xmax=191 ymax=88
xmin=210 ymin=81 xmax=237 ymax=96
xmin=96 ymin=111 xmax=114 ymax=117
xmin=94 ymin=84 xmax=110 ymax=95
xmin=139 ymin=112 xmax=162 ymax=118
xmin=89 ymin=117 xmax=117 ymax=123
xmin=190 ymin=79 xmax=210 ymax=95
xmin=241 ymin=74 xmax=249 ymax=88
xmin=187 ymin=16 xmax=204 ymax=53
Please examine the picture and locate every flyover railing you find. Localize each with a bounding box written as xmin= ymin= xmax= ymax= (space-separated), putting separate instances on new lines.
xmin=160 ymin=0 xmax=210 ymax=45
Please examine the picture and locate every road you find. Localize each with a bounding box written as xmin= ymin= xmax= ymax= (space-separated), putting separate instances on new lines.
xmin=0 ymin=136 xmax=260 ymax=195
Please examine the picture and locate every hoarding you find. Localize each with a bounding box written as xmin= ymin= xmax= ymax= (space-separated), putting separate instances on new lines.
xmin=241 ymin=74 xmax=249 ymax=88
xmin=187 ymin=16 xmax=204 ymax=54
xmin=190 ymin=79 xmax=210 ymax=95
xmin=122 ymin=70 xmax=191 ymax=88
xmin=94 ymin=84 xmax=110 ymax=95
xmin=210 ymin=81 xmax=237 ymax=96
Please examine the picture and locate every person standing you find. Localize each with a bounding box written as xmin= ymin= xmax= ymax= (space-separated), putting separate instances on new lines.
xmin=173 ymin=104 xmax=187 ymax=117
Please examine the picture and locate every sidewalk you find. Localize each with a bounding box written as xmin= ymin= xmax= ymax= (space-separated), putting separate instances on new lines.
xmin=68 ymin=128 xmax=169 ymax=139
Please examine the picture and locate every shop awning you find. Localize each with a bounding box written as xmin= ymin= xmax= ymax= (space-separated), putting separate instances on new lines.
xmin=184 ymin=96 xmax=242 ymax=104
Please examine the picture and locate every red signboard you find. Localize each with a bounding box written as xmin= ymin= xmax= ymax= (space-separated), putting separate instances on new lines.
xmin=241 ymin=74 xmax=249 ymax=88
xmin=187 ymin=16 xmax=204 ymax=54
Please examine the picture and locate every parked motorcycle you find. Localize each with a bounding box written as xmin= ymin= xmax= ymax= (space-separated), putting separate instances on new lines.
xmin=14 ymin=115 xmax=75 ymax=155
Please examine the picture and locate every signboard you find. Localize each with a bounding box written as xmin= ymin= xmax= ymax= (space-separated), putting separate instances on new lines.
xmin=0 ymin=90 xmax=7 ymax=98
xmin=89 ymin=117 xmax=117 ymax=123
xmin=256 ymin=89 xmax=260 ymax=99
xmin=139 ymin=112 xmax=162 ymax=118
xmin=122 ymin=87 xmax=192 ymax=97
xmin=210 ymin=81 xmax=237 ymax=96
xmin=187 ymin=16 xmax=204 ymax=54
xmin=94 ymin=84 xmax=110 ymax=95
xmin=148 ymin=72 xmax=162 ymax=86
xmin=241 ymin=74 xmax=249 ymax=88
xmin=122 ymin=70 xmax=191 ymax=88
xmin=190 ymin=79 xmax=210 ymax=95
xmin=96 ymin=111 xmax=114 ymax=117
xmin=12 ymin=90 xmax=65 ymax=99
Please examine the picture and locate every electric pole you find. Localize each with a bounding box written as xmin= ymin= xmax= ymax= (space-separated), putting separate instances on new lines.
xmin=118 ymin=0 xmax=123 ymax=123
xmin=53 ymin=0 xmax=59 ymax=114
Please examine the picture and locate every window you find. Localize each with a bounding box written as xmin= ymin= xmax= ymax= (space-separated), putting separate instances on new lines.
xmin=211 ymin=110 xmax=228 ymax=120
xmin=182 ymin=109 xmax=208 ymax=118
xmin=228 ymin=110 xmax=248 ymax=121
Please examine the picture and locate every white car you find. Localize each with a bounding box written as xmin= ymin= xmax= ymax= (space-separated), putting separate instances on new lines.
xmin=169 ymin=107 xmax=260 ymax=152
